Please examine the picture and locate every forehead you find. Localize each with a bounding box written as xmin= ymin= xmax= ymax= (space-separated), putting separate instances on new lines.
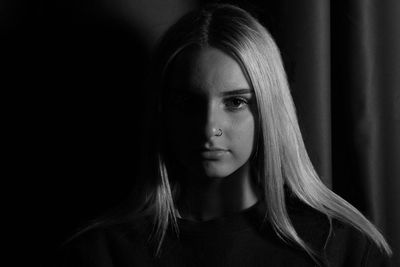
xmin=166 ymin=46 xmax=250 ymax=94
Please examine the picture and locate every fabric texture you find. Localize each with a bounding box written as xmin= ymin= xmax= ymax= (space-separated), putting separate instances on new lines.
xmin=56 ymin=198 xmax=391 ymax=267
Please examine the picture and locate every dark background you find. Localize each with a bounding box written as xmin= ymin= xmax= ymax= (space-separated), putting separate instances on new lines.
xmin=2 ymin=0 xmax=399 ymax=266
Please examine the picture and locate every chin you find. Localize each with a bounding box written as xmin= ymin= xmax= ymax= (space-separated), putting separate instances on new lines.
xmin=199 ymin=161 xmax=236 ymax=179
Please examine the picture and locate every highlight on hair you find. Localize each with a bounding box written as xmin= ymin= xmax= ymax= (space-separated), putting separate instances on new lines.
xmin=130 ymin=3 xmax=392 ymax=264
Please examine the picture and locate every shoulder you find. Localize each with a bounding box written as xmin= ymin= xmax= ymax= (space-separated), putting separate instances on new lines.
xmin=286 ymin=196 xmax=332 ymax=252
xmin=286 ymin=196 xmax=392 ymax=266
xmin=325 ymin=220 xmax=392 ymax=267
xmin=54 ymin=219 xmax=153 ymax=267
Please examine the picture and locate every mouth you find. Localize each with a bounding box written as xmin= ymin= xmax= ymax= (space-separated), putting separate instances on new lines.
xmin=199 ymin=148 xmax=229 ymax=160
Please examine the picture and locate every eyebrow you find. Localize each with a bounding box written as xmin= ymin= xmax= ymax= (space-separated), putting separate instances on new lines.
xmin=168 ymin=87 xmax=254 ymax=97
xmin=220 ymin=89 xmax=254 ymax=96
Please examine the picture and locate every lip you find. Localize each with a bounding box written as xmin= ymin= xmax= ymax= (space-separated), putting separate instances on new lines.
xmin=199 ymin=148 xmax=229 ymax=160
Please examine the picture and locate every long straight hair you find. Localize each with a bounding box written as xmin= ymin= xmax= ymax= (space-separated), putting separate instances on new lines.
xmin=123 ymin=3 xmax=392 ymax=264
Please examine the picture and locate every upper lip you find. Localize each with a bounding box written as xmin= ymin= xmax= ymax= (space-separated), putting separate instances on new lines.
xmin=200 ymin=146 xmax=228 ymax=151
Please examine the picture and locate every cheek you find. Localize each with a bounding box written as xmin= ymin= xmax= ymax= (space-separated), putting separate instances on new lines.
xmin=229 ymin=115 xmax=255 ymax=158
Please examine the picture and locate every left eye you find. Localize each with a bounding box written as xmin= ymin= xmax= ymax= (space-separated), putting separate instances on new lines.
xmin=224 ymin=97 xmax=248 ymax=110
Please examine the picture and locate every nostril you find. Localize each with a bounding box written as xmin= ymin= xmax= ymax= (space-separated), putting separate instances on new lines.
xmin=204 ymin=125 xmax=222 ymax=139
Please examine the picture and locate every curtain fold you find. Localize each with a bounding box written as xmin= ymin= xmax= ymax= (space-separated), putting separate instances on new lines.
xmin=330 ymin=1 xmax=399 ymax=265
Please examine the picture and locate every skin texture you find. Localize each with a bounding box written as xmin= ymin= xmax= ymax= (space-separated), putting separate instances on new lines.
xmin=164 ymin=47 xmax=260 ymax=221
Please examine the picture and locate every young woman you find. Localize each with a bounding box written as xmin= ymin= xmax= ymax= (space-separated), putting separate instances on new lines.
xmin=58 ymin=4 xmax=392 ymax=267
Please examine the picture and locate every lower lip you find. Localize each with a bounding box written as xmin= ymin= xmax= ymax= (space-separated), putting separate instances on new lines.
xmin=200 ymin=150 xmax=229 ymax=159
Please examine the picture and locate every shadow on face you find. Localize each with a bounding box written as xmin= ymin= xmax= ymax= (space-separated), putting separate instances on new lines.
xmin=163 ymin=46 xmax=258 ymax=181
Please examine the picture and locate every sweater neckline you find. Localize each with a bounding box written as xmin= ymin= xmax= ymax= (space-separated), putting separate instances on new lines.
xmin=176 ymin=201 xmax=267 ymax=235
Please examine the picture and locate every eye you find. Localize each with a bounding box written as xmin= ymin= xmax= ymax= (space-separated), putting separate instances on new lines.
xmin=224 ymin=96 xmax=249 ymax=110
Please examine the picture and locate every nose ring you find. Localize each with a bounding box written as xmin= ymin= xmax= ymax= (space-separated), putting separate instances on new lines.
xmin=215 ymin=128 xmax=223 ymax=137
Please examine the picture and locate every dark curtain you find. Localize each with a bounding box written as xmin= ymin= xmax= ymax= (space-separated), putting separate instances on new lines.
xmin=3 ymin=0 xmax=398 ymax=266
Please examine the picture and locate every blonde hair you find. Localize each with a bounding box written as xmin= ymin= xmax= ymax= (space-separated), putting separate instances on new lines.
xmin=133 ymin=3 xmax=392 ymax=264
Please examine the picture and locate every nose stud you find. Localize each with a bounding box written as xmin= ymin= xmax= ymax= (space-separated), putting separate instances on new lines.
xmin=215 ymin=128 xmax=223 ymax=137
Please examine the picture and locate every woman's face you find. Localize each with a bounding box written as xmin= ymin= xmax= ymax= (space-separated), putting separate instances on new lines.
xmin=164 ymin=47 xmax=256 ymax=179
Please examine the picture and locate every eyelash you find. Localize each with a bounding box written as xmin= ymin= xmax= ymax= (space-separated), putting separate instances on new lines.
xmin=224 ymin=97 xmax=249 ymax=110
xmin=168 ymin=94 xmax=251 ymax=112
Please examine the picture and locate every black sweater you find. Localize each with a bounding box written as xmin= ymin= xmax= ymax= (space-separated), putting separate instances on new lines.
xmin=56 ymin=199 xmax=391 ymax=267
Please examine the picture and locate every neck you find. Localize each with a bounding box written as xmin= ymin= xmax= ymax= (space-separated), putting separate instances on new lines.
xmin=176 ymin=162 xmax=260 ymax=222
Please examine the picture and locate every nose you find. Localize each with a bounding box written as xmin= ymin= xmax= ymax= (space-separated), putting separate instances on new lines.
xmin=204 ymin=102 xmax=223 ymax=139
